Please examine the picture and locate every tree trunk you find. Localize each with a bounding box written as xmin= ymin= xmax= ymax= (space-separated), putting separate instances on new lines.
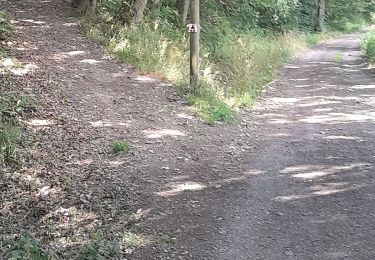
xmin=88 ymin=0 xmax=97 ymax=17
xmin=182 ymin=0 xmax=190 ymax=23
xmin=133 ymin=0 xmax=148 ymax=27
xmin=316 ymin=0 xmax=325 ymax=32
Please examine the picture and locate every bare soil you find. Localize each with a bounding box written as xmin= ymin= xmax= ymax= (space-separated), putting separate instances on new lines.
xmin=1 ymin=0 xmax=375 ymax=259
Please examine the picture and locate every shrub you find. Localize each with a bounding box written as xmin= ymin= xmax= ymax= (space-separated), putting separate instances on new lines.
xmin=362 ymin=31 xmax=375 ymax=63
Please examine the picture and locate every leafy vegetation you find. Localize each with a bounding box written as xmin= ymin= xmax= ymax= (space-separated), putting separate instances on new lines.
xmin=0 ymin=83 xmax=35 ymax=168
xmin=3 ymin=235 xmax=56 ymax=260
xmin=0 ymin=11 xmax=11 ymax=57
xmin=112 ymin=140 xmax=130 ymax=154
xmin=362 ymin=30 xmax=375 ymax=63
xmin=0 ymin=14 xmax=35 ymax=169
xmin=74 ymin=0 xmax=375 ymax=123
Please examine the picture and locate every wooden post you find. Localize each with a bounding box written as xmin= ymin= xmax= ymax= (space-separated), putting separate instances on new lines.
xmin=190 ymin=0 xmax=199 ymax=90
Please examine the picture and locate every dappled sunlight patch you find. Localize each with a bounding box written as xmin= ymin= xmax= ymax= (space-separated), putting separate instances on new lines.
xmin=134 ymin=75 xmax=156 ymax=82
xmin=51 ymin=51 xmax=86 ymax=61
xmin=176 ymin=113 xmax=193 ymax=120
xmin=67 ymin=159 xmax=94 ymax=166
xmin=40 ymin=206 xmax=100 ymax=249
xmin=281 ymin=163 xmax=367 ymax=180
xmin=19 ymin=19 xmax=46 ymax=25
xmin=24 ymin=119 xmax=56 ymax=127
xmin=36 ymin=185 xmax=63 ymax=197
xmin=90 ymin=120 xmax=132 ymax=128
xmin=105 ymin=159 xmax=126 ymax=167
xmin=63 ymin=22 xmax=78 ymax=27
xmin=313 ymin=108 xmax=333 ymax=112
xmin=299 ymin=100 xmax=341 ymax=108
xmin=156 ymin=182 xmax=206 ymax=197
xmin=274 ymin=183 xmax=363 ymax=202
xmin=294 ymin=84 xmax=311 ymax=88
xmin=79 ymin=59 xmax=102 ymax=64
xmin=285 ymin=65 xmax=301 ymax=69
xmin=350 ymin=84 xmax=375 ymax=90
xmin=0 ymin=54 xmax=39 ymax=77
xmin=324 ymin=135 xmax=360 ymax=141
xmin=268 ymin=118 xmax=293 ymax=124
xmin=0 ymin=57 xmax=15 ymax=67
xmin=143 ymin=129 xmax=186 ymax=139
xmin=269 ymin=97 xmax=300 ymax=104
xmin=311 ymin=182 xmax=352 ymax=196
xmin=300 ymin=112 xmax=375 ymax=124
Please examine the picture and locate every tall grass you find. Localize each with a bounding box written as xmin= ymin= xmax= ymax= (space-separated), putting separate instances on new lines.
xmin=85 ymin=14 xmax=331 ymax=123
xmin=362 ymin=30 xmax=375 ymax=63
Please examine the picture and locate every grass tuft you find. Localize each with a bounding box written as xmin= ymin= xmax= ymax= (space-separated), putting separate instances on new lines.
xmin=112 ymin=140 xmax=130 ymax=154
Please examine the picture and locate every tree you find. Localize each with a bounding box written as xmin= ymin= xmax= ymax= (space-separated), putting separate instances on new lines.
xmin=133 ymin=0 xmax=148 ymax=26
xmin=316 ymin=0 xmax=326 ymax=32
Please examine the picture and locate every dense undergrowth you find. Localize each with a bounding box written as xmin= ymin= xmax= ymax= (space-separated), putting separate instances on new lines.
xmin=362 ymin=30 xmax=375 ymax=63
xmin=79 ymin=0 xmax=375 ymax=123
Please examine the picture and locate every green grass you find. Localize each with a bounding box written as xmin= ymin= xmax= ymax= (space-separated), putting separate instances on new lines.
xmin=83 ymin=11 xmax=351 ymax=124
xmin=86 ymin=20 xmax=315 ymax=124
xmin=187 ymin=89 xmax=234 ymax=125
xmin=362 ymin=30 xmax=375 ymax=63
xmin=112 ymin=140 xmax=130 ymax=154
xmin=0 ymin=90 xmax=35 ymax=168
xmin=0 ymin=11 xmax=11 ymax=58
xmin=334 ymin=52 xmax=343 ymax=62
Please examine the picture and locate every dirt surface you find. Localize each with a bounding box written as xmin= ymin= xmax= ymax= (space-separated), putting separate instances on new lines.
xmin=1 ymin=0 xmax=375 ymax=259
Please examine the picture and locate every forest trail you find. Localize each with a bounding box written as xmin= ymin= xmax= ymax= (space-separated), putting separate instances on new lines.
xmin=2 ymin=0 xmax=375 ymax=259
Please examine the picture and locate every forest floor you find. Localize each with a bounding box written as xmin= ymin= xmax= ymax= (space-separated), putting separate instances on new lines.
xmin=2 ymin=0 xmax=375 ymax=259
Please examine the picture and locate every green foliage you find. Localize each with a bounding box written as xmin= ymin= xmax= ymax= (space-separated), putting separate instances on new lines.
xmin=334 ymin=52 xmax=343 ymax=62
xmin=188 ymin=89 xmax=234 ymax=125
xmin=112 ymin=140 xmax=130 ymax=154
xmin=3 ymin=235 xmax=55 ymax=260
xmin=0 ymin=89 xmax=35 ymax=167
xmin=362 ymin=30 xmax=375 ymax=63
xmin=82 ymin=0 xmax=375 ymax=123
xmin=0 ymin=11 xmax=11 ymax=57
xmin=75 ymin=232 xmax=121 ymax=260
xmin=326 ymin=0 xmax=373 ymax=31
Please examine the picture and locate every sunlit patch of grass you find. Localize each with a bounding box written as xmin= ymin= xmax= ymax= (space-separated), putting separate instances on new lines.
xmin=304 ymin=33 xmax=333 ymax=46
xmin=188 ymin=89 xmax=234 ymax=125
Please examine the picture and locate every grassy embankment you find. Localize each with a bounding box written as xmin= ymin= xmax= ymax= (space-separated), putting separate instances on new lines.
xmin=362 ymin=30 xmax=375 ymax=63
xmin=83 ymin=3 xmax=370 ymax=124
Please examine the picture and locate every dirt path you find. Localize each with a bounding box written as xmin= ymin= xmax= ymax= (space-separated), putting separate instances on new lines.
xmin=2 ymin=0 xmax=375 ymax=259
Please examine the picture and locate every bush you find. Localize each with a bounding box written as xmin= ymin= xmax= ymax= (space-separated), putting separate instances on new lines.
xmin=362 ymin=30 xmax=375 ymax=63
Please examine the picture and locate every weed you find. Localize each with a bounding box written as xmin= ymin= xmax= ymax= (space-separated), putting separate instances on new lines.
xmin=76 ymin=231 xmax=121 ymax=260
xmin=3 ymin=235 xmax=56 ymax=260
xmin=188 ymin=89 xmax=234 ymax=125
xmin=334 ymin=52 xmax=343 ymax=62
xmin=0 ymin=11 xmax=11 ymax=58
xmin=112 ymin=140 xmax=130 ymax=154
xmin=0 ymin=89 xmax=35 ymax=167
